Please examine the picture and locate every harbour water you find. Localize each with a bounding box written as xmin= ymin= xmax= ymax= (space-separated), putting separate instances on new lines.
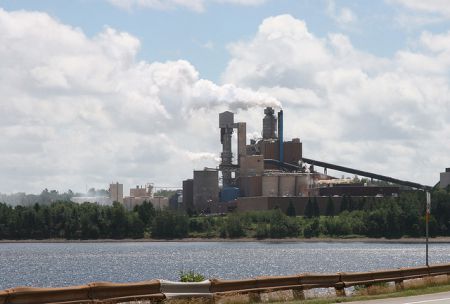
xmin=1 ymin=241 xmax=449 ymax=290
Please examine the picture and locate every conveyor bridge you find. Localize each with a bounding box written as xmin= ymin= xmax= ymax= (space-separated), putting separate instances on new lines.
xmin=264 ymin=158 xmax=433 ymax=191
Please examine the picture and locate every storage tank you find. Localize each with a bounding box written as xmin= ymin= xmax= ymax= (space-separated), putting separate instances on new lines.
xmin=279 ymin=175 xmax=296 ymax=196
xmin=295 ymin=174 xmax=311 ymax=196
xmin=239 ymin=176 xmax=262 ymax=197
xmin=262 ymin=175 xmax=279 ymax=197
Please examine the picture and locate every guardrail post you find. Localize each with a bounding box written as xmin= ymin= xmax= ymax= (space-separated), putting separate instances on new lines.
xmin=395 ymin=280 xmax=404 ymax=291
xmin=248 ymin=291 xmax=262 ymax=303
xmin=150 ymin=297 xmax=164 ymax=304
xmin=334 ymin=283 xmax=346 ymax=297
xmin=292 ymin=288 xmax=305 ymax=300
xmin=335 ymin=287 xmax=346 ymax=297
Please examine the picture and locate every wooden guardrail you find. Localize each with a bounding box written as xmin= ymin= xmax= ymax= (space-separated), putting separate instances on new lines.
xmin=1 ymin=264 xmax=450 ymax=303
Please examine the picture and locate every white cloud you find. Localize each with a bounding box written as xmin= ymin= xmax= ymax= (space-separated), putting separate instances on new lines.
xmin=326 ymin=0 xmax=357 ymax=28
xmin=107 ymin=0 xmax=205 ymax=12
xmin=215 ymin=0 xmax=266 ymax=5
xmin=389 ymin=0 xmax=450 ymax=18
xmin=0 ymin=8 xmax=278 ymax=193
xmin=394 ymin=13 xmax=443 ymax=29
xmin=389 ymin=0 xmax=450 ymax=28
xmin=107 ymin=0 xmax=266 ymax=12
xmin=2 ymin=8 xmax=450 ymax=194
xmin=202 ymin=41 xmax=214 ymax=50
xmin=223 ymin=14 xmax=450 ymax=186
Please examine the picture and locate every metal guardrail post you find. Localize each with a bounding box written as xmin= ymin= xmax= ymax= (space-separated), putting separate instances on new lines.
xmin=395 ymin=280 xmax=404 ymax=291
xmin=292 ymin=287 xmax=305 ymax=300
xmin=335 ymin=285 xmax=346 ymax=297
xmin=248 ymin=291 xmax=262 ymax=303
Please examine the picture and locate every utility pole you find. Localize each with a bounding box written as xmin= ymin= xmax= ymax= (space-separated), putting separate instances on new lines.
xmin=426 ymin=191 xmax=431 ymax=266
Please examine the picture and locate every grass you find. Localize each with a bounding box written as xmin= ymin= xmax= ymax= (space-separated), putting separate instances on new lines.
xmin=270 ymin=276 xmax=450 ymax=304
xmin=119 ymin=277 xmax=450 ymax=304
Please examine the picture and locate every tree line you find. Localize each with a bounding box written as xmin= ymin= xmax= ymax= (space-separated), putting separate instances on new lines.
xmin=0 ymin=201 xmax=188 ymax=239
xmin=0 ymin=189 xmax=449 ymax=240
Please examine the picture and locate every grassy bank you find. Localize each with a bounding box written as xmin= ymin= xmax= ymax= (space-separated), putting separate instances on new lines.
xmin=268 ymin=277 xmax=450 ymax=304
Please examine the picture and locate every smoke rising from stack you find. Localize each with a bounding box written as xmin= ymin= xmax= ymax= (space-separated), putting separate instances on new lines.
xmin=190 ymin=80 xmax=281 ymax=112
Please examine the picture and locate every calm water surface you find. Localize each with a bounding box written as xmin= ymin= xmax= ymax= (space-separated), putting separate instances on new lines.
xmin=1 ymin=241 xmax=449 ymax=289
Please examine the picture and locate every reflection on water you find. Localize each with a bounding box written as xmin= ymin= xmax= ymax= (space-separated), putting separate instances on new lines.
xmin=0 ymin=241 xmax=449 ymax=289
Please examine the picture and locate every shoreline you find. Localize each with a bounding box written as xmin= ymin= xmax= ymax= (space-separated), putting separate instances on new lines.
xmin=1 ymin=236 xmax=450 ymax=244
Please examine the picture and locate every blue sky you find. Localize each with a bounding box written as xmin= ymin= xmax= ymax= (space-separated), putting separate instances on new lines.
xmin=1 ymin=0 xmax=450 ymax=194
xmin=1 ymin=0 xmax=441 ymax=81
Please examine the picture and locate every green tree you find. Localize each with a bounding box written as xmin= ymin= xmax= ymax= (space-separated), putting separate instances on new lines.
xmin=286 ymin=200 xmax=296 ymax=217
xmin=269 ymin=209 xmax=299 ymax=238
xmin=127 ymin=212 xmax=145 ymax=238
xmin=303 ymin=218 xmax=319 ymax=238
xmin=134 ymin=200 xmax=155 ymax=228
xmin=326 ymin=197 xmax=335 ymax=217
xmin=312 ymin=197 xmax=320 ymax=217
xmin=225 ymin=214 xmax=245 ymax=238
xmin=255 ymin=222 xmax=268 ymax=239
xmin=340 ymin=196 xmax=349 ymax=213
xmin=111 ymin=202 xmax=127 ymax=238
xmin=304 ymin=198 xmax=313 ymax=218
xmin=152 ymin=210 xmax=189 ymax=239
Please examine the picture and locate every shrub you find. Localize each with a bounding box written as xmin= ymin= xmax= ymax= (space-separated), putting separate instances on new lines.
xmin=179 ymin=270 xmax=205 ymax=282
xmin=255 ymin=223 xmax=269 ymax=239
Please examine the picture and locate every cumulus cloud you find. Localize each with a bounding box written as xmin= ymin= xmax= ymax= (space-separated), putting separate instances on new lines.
xmin=0 ymin=8 xmax=278 ymax=193
xmin=326 ymin=0 xmax=357 ymax=27
xmin=107 ymin=0 xmax=266 ymax=12
xmin=2 ymin=7 xmax=450 ymax=194
xmin=223 ymin=14 xmax=450 ymax=185
xmin=389 ymin=0 xmax=450 ymax=28
xmin=390 ymin=0 xmax=450 ymax=18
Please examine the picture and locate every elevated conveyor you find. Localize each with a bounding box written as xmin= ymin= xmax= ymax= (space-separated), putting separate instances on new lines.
xmin=263 ymin=158 xmax=432 ymax=191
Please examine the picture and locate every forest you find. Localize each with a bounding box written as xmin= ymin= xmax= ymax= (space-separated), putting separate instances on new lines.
xmin=0 ymin=189 xmax=449 ymax=240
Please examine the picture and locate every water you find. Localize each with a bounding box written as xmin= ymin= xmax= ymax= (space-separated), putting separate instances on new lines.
xmin=0 ymin=241 xmax=449 ymax=290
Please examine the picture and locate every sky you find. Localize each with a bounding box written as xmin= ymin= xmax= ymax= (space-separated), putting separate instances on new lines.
xmin=1 ymin=0 xmax=450 ymax=194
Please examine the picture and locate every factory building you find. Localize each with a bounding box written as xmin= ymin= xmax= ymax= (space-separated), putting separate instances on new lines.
xmin=123 ymin=183 xmax=160 ymax=210
xmin=130 ymin=184 xmax=153 ymax=198
xmin=440 ymin=168 xmax=450 ymax=189
xmin=182 ymin=107 xmax=322 ymax=213
xmin=169 ymin=190 xmax=183 ymax=210
xmin=109 ymin=182 xmax=123 ymax=204
xmin=182 ymin=179 xmax=194 ymax=212
xmin=182 ymin=107 xmax=437 ymax=214
xmin=193 ymin=169 xmax=219 ymax=213
xmin=152 ymin=196 xmax=169 ymax=209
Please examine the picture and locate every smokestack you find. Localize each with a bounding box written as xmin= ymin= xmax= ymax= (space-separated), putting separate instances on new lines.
xmin=262 ymin=107 xmax=277 ymax=139
xmin=278 ymin=109 xmax=284 ymax=163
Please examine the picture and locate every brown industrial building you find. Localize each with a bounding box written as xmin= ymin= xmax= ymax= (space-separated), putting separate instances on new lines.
xmin=192 ymin=169 xmax=219 ymax=213
xmin=318 ymin=185 xmax=399 ymax=197
xmin=182 ymin=107 xmax=433 ymax=214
